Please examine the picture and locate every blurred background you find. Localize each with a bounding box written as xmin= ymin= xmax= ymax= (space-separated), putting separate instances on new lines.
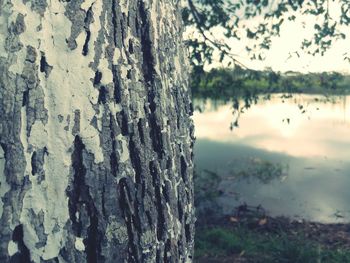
xmin=184 ymin=1 xmax=350 ymax=262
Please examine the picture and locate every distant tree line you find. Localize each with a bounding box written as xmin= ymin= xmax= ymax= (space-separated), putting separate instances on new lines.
xmin=191 ymin=67 xmax=350 ymax=98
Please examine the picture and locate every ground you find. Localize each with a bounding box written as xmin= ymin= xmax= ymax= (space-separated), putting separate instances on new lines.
xmin=195 ymin=206 xmax=350 ymax=263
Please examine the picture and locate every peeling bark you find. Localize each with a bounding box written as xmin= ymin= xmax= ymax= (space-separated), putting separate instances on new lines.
xmin=0 ymin=1 xmax=194 ymax=262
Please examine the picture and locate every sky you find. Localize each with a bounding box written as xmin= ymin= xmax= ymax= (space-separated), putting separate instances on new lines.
xmin=240 ymin=16 xmax=350 ymax=74
xmin=189 ymin=4 xmax=350 ymax=74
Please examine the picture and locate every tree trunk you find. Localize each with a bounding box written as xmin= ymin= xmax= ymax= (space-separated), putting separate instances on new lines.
xmin=0 ymin=1 xmax=194 ymax=262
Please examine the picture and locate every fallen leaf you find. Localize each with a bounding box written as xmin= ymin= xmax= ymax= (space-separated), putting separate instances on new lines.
xmin=258 ymin=218 xmax=267 ymax=226
xmin=280 ymin=175 xmax=288 ymax=182
xmin=230 ymin=217 xmax=239 ymax=223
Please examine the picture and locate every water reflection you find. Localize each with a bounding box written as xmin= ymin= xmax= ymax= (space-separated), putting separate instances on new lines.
xmin=193 ymin=94 xmax=350 ymax=223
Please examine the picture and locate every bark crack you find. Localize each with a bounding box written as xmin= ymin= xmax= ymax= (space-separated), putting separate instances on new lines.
xmin=109 ymin=113 xmax=119 ymax=177
xmin=112 ymin=65 xmax=122 ymax=103
xmin=67 ymin=136 xmax=101 ymax=263
xmin=111 ymin=0 xmax=118 ymax=47
xmin=97 ymin=86 xmax=107 ymax=104
xmin=149 ymin=161 xmax=165 ymax=241
xmin=82 ymin=5 xmax=94 ymax=56
xmin=146 ymin=94 xmax=164 ymax=157
xmin=139 ymin=1 xmax=156 ymax=84
xmin=119 ymin=177 xmax=141 ymax=262
xmin=39 ymin=52 xmax=52 ymax=78
xmin=10 ymin=225 xmax=31 ymax=263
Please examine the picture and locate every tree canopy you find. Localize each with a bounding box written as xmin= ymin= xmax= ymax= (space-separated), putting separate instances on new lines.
xmin=183 ymin=0 xmax=350 ymax=68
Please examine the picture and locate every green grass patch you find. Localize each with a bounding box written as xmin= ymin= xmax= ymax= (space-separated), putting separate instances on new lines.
xmin=195 ymin=226 xmax=350 ymax=263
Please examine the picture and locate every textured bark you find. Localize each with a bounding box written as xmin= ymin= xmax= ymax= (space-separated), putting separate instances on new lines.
xmin=0 ymin=1 xmax=194 ymax=262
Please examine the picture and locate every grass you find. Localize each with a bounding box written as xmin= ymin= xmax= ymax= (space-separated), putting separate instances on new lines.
xmin=195 ymin=226 xmax=350 ymax=263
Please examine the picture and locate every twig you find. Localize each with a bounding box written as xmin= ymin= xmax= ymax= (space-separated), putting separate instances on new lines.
xmin=187 ymin=0 xmax=249 ymax=69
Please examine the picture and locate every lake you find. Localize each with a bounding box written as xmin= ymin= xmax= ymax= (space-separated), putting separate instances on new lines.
xmin=193 ymin=94 xmax=350 ymax=223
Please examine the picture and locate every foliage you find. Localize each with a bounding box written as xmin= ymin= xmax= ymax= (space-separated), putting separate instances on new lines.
xmin=191 ymin=67 xmax=350 ymax=98
xmin=195 ymin=226 xmax=350 ymax=262
xmin=183 ymin=0 xmax=350 ymax=68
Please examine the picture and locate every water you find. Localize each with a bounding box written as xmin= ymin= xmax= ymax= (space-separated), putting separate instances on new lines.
xmin=193 ymin=94 xmax=350 ymax=223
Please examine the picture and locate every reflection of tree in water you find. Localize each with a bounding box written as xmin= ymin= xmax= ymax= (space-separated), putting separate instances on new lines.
xmin=232 ymin=94 xmax=345 ymax=129
xmin=226 ymin=157 xmax=289 ymax=184
xmin=192 ymin=67 xmax=350 ymax=129
xmin=194 ymin=169 xmax=222 ymax=223
xmin=230 ymin=93 xmax=259 ymax=130
xmin=194 ymin=158 xmax=289 ymax=200
xmin=194 ymin=158 xmax=289 ymax=222
xmin=194 ymin=169 xmax=225 ymax=207
xmin=194 ymin=93 xmax=346 ymax=130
